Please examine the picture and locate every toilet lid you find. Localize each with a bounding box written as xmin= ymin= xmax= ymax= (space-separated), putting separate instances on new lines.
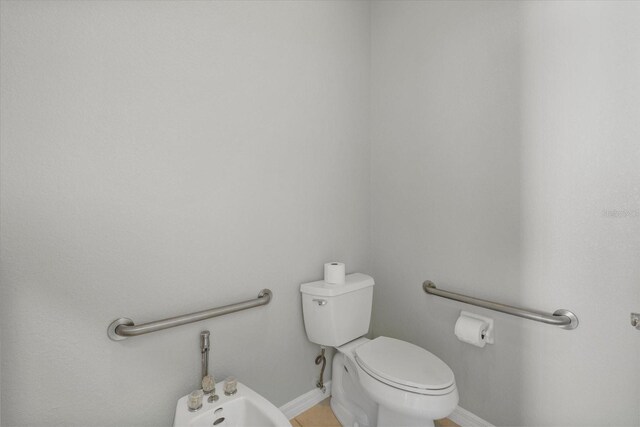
xmin=355 ymin=337 xmax=455 ymax=391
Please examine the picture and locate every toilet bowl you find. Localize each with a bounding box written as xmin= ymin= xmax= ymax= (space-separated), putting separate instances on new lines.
xmin=300 ymin=273 xmax=458 ymax=427
xmin=331 ymin=336 xmax=458 ymax=427
xmin=354 ymin=336 xmax=458 ymax=426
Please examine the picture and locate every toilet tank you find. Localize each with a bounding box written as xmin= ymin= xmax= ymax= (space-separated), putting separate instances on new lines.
xmin=300 ymin=273 xmax=375 ymax=347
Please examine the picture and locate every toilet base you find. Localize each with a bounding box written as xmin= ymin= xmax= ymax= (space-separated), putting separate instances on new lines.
xmin=377 ymin=405 xmax=435 ymax=427
xmin=330 ymin=341 xmax=378 ymax=427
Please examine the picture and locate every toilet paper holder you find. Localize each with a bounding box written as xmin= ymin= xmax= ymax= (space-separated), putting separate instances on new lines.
xmin=459 ymin=311 xmax=494 ymax=344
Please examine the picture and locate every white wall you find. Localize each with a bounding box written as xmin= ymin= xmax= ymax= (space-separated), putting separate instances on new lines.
xmin=0 ymin=1 xmax=370 ymax=425
xmin=4 ymin=2 xmax=640 ymax=426
xmin=371 ymin=1 xmax=640 ymax=425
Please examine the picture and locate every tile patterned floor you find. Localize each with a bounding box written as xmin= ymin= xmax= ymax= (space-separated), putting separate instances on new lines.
xmin=290 ymin=398 xmax=459 ymax=427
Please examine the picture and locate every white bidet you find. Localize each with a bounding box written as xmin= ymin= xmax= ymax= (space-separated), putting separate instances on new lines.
xmin=173 ymin=381 xmax=290 ymax=427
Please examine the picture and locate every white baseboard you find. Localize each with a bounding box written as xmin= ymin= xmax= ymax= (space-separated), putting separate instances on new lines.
xmin=279 ymin=380 xmax=332 ymax=420
xmin=448 ymin=406 xmax=494 ymax=427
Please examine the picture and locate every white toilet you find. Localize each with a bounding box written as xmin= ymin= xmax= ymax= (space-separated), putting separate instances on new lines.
xmin=301 ymin=273 xmax=458 ymax=427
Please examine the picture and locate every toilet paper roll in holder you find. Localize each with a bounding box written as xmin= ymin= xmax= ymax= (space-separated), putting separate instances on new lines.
xmin=459 ymin=311 xmax=494 ymax=344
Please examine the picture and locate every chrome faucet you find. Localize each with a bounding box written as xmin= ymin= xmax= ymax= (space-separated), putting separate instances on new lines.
xmin=200 ymin=330 xmax=210 ymax=383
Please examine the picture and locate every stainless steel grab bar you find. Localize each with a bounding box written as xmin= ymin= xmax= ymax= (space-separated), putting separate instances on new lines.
xmin=423 ymin=281 xmax=578 ymax=329
xmin=107 ymin=289 xmax=272 ymax=340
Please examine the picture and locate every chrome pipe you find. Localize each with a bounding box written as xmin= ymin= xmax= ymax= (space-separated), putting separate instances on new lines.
xmin=422 ymin=281 xmax=578 ymax=329
xmin=108 ymin=289 xmax=272 ymax=341
xmin=201 ymin=330 xmax=210 ymax=381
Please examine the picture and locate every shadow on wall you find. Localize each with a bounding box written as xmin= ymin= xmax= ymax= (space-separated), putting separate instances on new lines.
xmin=370 ymin=2 xmax=526 ymax=423
xmin=370 ymin=1 xmax=640 ymax=426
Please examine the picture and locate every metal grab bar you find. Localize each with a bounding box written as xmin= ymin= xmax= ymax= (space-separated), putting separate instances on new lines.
xmin=107 ymin=289 xmax=272 ymax=341
xmin=423 ymin=281 xmax=578 ymax=329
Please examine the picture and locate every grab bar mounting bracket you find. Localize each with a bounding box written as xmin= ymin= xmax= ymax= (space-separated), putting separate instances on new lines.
xmin=108 ymin=317 xmax=134 ymax=341
xmin=552 ymin=309 xmax=579 ymax=330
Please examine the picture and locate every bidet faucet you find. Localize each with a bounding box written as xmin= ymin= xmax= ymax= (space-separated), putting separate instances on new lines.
xmin=200 ymin=330 xmax=210 ymax=383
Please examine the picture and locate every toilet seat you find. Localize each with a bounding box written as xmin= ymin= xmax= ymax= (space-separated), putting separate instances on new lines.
xmin=355 ymin=337 xmax=456 ymax=396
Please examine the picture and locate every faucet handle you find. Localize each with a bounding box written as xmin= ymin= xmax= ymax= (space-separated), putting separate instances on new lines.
xmin=187 ymin=390 xmax=204 ymax=412
xmin=224 ymin=376 xmax=238 ymax=396
xmin=202 ymin=375 xmax=215 ymax=394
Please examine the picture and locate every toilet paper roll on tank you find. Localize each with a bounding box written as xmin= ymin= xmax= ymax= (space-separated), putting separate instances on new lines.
xmin=324 ymin=262 xmax=346 ymax=284
xmin=454 ymin=311 xmax=494 ymax=347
